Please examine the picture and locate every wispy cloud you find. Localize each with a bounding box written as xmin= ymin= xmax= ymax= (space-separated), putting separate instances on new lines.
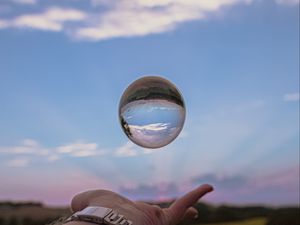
xmin=115 ymin=142 xmax=138 ymax=157
xmin=0 ymin=0 xmax=298 ymax=41
xmin=120 ymin=182 xmax=181 ymax=201
xmin=118 ymin=165 xmax=299 ymax=203
xmin=0 ymin=166 xmax=114 ymax=205
xmin=57 ymin=142 xmax=106 ymax=157
xmin=12 ymin=0 xmax=37 ymax=5
xmin=0 ymin=139 xmax=106 ymax=166
xmin=0 ymin=139 xmax=153 ymax=166
xmin=283 ymin=92 xmax=300 ymax=102
xmin=0 ymin=19 xmax=9 ymax=29
xmin=6 ymin=157 xmax=30 ymax=167
xmin=0 ymin=139 xmax=49 ymax=155
xmin=1 ymin=7 xmax=86 ymax=32
xmin=115 ymin=141 xmax=157 ymax=157
xmin=250 ymin=166 xmax=299 ymax=190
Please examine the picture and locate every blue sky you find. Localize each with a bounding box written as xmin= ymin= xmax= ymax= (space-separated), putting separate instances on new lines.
xmin=0 ymin=0 xmax=299 ymax=206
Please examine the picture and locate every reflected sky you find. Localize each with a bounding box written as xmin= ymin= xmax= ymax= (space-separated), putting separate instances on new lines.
xmin=120 ymin=99 xmax=185 ymax=148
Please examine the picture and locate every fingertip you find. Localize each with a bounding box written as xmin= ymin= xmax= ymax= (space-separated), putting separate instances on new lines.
xmin=201 ymin=184 xmax=214 ymax=192
xmin=207 ymin=184 xmax=214 ymax=192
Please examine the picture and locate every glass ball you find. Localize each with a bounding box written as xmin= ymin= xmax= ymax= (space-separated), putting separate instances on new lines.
xmin=119 ymin=76 xmax=186 ymax=149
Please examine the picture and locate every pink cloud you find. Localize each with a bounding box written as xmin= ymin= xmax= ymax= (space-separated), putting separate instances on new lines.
xmin=0 ymin=167 xmax=113 ymax=206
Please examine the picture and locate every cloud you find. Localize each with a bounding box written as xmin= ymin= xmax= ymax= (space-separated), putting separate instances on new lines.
xmin=0 ymin=138 xmax=154 ymax=166
xmin=115 ymin=142 xmax=138 ymax=157
xmin=1 ymin=7 xmax=86 ymax=32
xmin=190 ymin=168 xmax=299 ymax=204
xmin=127 ymin=122 xmax=180 ymax=148
xmin=6 ymin=157 xmax=30 ymax=167
xmin=120 ymin=182 xmax=181 ymax=201
xmin=119 ymin=166 xmax=299 ymax=203
xmin=0 ymin=20 xmax=9 ymax=29
xmin=276 ymin=0 xmax=299 ymax=5
xmin=129 ymin=123 xmax=170 ymax=132
xmin=0 ymin=139 xmax=49 ymax=155
xmin=0 ymin=0 xmax=298 ymax=40
xmin=250 ymin=166 xmax=299 ymax=190
xmin=283 ymin=92 xmax=300 ymax=102
xmin=114 ymin=141 xmax=156 ymax=157
xmin=47 ymin=154 xmax=60 ymax=161
xmin=75 ymin=0 xmax=251 ymax=40
xmin=0 ymin=139 xmax=155 ymax=166
xmin=191 ymin=174 xmax=247 ymax=190
xmin=0 ymin=139 xmax=108 ymax=165
xmin=75 ymin=3 xmax=199 ymax=40
xmin=12 ymin=0 xmax=37 ymax=5
xmin=0 ymin=166 xmax=114 ymax=205
xmin=56 ymin=142 xmax=106 ymax=157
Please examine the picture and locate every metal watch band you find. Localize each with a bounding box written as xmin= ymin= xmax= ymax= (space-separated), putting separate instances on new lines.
xmin=65 ymin=206 xmax=133 ymax=225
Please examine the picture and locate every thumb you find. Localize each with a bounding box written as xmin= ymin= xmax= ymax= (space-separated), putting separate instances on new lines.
xmin=181 ymin=207 xmax=198 ymax=222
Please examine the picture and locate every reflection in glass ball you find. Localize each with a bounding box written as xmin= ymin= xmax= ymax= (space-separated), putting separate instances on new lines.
xmin=119 ymin=76 xmax=186 ymax=149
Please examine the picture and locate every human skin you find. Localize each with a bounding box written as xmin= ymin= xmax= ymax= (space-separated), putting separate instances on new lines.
xmin=65 ymin=184 xmax=213 ymax=225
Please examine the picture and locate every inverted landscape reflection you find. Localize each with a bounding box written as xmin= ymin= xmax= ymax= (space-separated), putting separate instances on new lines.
xmin=121 ymin=99 xmax=185 ymax=148
xmin=119 ymin=76 xmax=186 ymax=149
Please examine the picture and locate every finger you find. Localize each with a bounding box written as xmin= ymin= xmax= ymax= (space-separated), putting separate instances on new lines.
xmin=166 ymin=184 xmax=213 ymax=223
xmin=181 ymin=207 xmax=198 ymax=222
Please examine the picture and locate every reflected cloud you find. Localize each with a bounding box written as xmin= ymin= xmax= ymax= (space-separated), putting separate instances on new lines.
xmin=120 ymin=98 xmax=185 ymax=148
xmin=284 ymin=92 xmax=299 ymax=102
xmin=129 ymin=122 xmax=170 ymax=131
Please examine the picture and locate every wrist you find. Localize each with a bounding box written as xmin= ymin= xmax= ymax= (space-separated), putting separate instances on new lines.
xmin=63 ymin=206 xmax=133 ymax=225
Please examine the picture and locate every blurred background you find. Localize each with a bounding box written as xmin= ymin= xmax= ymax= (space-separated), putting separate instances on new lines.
xmin=0 ymin=0 xmax=299 ymax=224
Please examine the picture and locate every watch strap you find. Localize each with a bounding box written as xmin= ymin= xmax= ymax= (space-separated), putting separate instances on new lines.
xmin=65 ymin=206 xmax=133 ymax=225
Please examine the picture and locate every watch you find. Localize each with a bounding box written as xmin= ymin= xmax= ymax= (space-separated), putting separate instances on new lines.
xmin=65 ymin=206 xmax=133 ymax=225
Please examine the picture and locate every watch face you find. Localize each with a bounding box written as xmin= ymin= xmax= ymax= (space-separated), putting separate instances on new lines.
xmin=77 ymin=206 xmax=112 ymax=218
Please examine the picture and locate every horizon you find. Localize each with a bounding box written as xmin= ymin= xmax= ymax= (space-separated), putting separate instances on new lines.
xmin=0 ymin=0 xmax=299 ymax=206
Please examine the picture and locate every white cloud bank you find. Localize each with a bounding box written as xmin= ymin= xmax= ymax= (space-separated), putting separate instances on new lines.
xmin=0 ymin=0 xmax=298 ymax=41
xmin=75 ymin=0 xmax=255 ymax=40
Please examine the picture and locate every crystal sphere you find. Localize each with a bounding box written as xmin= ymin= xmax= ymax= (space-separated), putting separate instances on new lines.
xmin=119 ymin=76 xmax=186 ymax=149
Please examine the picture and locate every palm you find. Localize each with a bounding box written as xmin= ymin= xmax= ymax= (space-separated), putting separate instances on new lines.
xmin=71 ymin=184 xmax=213 ymax=225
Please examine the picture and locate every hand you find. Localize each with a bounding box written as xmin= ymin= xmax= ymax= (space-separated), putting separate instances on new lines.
xmin=68 ymin=184 xmax=213 ymax=225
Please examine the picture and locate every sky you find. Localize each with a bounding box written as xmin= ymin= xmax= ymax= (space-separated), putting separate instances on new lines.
xmin=0 ymin=0 xmax=299 ymax=206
